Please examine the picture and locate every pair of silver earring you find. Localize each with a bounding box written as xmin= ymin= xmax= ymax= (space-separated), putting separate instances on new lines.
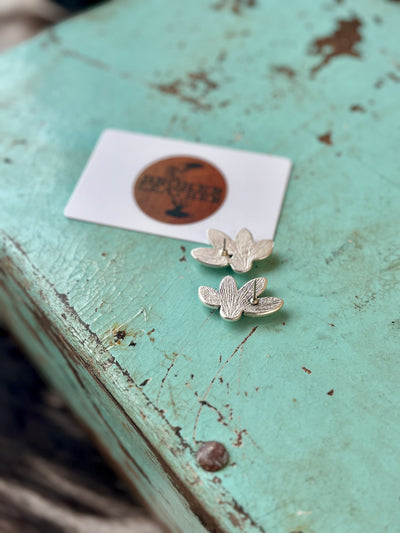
xmin=191 ymin=228 xmax=284 ymax=322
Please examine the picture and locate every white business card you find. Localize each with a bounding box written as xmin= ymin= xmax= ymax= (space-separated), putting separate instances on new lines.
xmin=64 ymin=129 xmax=291 ymax=244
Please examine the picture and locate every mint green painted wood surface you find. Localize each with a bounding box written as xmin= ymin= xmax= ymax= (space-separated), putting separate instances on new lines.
xmin=1 ymin=1 xmax=400 ymax=531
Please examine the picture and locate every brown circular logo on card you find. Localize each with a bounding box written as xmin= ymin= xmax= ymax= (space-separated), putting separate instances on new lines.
xmin=134 ymin=156 xmax=227 ymax=224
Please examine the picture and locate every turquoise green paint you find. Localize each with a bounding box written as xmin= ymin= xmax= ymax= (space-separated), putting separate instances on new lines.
xmin=1 ymin=0 xmax=400 ymax=531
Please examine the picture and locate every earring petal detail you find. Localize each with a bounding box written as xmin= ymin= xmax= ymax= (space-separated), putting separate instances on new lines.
xmin=198 ymin=275 xmax=283 ymax=322
xmin=191 ymin=228 xmax=274 ymax=273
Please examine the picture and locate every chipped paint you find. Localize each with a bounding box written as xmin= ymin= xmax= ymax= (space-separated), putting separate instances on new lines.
xmin=310 ymin=18 xmax=363 ymax=76
xmin=318 ymin=132 xmax=333 ymax=145
xmin=154 ymin=71 xmax=219 ymax=111
xmin=212 ymin=0 xmax=256 ymax=15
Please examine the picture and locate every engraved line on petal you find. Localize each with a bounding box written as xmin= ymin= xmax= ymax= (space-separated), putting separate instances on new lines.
xmin=243 ymin=297 xmax=284 ymax=317
xmin=249 ymin=239 xmax=274 ymax=261
xmin=239 ymin=277 xmax=267 ymax=300
xmin=219 ymin=275 xmax=238 ymax=293
xmin=229 ymin=252 xmax=253 ymax=273
xmin=191 ymin=247 xmax=230 ymax=267
xmin=220 ymin=307 xmax=243 ymax=321
xmin=198 ymin=286 xmax=221 ymax=308
xmin=219 ymin=276 xmax=242 ymax=320
xmin=208 ymin=229 xmax=235 ymax=254
xmin=234 ymin=228 xmax=255 ymax=252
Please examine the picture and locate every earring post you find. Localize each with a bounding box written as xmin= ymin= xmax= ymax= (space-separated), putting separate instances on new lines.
xmin=250 ymin=279 xmax=259 ymax=305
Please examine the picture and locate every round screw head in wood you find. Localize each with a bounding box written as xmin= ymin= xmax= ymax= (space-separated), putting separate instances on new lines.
xmin=196 ymin=441 xmax=229 ymax=471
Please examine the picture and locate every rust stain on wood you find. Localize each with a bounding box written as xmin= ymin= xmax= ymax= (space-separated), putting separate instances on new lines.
xmin=154 ymin=71 xmax=219 ymax=111
xmin=318 ymin=132 xmax=333 ymax=145
xmin=113 ymin=329 xmax=126 ymax=343
xmin=213 ymin=0 xmax=256 ymax=14
xmin=233 ymin=429 xmax=247 ymax=447
xmin=198 ymin=399 xmax=228 ymax=427
xmin=156 ymin=361 xmax=175 ymax=406
xmin=146 ymin=328 xmax=155 ymax=342
xmin=310 ymin=18 xmax=363 ymax=76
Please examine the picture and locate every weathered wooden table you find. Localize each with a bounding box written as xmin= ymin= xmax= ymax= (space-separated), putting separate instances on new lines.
xmin=1 ymin=1 xmax=399 ymax=531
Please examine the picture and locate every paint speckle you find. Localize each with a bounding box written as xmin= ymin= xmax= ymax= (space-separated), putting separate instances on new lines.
xmin=213 ymin=0 xmax=256 ymax=15
xmin=154 ymin=71 xmax=218 ymax=111
xmin=218 ymin=49 xmax=227 ymax=62
xmin=113 ymin=330 xmax=126 ymax=343
xmin=271 ymin=65 xmax=296 ymax=78
xmin=350 ymin=104 xmax=366 ymax=112
xmin=11 ymin=138 xmax=26 ymax=147
xmin=318 ymin=132 xmax=333 ymax=145
xmin=388 ymin=72 xmax=400 ymax=83
xmin=233 ymin=429 xmax=247 ymax=447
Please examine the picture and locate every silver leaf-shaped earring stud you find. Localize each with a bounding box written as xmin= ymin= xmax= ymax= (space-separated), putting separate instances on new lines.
xmin=198 ymin=275 xmax=283 ymax=322
xmin=191 ymin=228 xmax=273 ymax=273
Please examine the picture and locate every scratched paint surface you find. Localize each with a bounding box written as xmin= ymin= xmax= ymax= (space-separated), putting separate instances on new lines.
xmin=1 ymin=0 xmax=400 ymax=531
